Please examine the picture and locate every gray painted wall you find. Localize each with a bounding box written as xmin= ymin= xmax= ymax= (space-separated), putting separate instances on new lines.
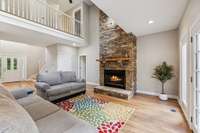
xmin=137 ymin=30 xmax=179 ymax=97
xmin=78 ymin=5 xmax=100 ymax=85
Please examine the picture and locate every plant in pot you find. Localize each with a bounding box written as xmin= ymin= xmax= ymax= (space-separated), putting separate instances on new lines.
xmin=152 ymin=62 xmax=174 ymax=101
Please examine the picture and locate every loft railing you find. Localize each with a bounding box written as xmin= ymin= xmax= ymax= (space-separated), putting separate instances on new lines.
xmin=0 ymin=0 xmax=82 ymax=37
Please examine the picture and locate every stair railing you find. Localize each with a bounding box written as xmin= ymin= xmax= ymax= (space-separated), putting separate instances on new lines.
xmin=0 ymin=0 xmax=82 ymax=37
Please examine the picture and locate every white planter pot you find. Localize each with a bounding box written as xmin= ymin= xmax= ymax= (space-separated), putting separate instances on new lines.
xmin=159 ymin=94 xmax=168 ymax=101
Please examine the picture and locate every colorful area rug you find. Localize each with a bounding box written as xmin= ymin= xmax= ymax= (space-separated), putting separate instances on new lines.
xmin=57 ymin=95 xmax=135 ymax=133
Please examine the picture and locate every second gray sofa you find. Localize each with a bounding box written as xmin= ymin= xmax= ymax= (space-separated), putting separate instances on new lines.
xmin=0 ymin=86 xmax=97 ymax=133
xmin=35 ymin=71 xmax=86 ymax=101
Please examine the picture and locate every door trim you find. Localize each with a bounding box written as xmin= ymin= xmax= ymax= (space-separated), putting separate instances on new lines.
xmin=72 ymin=6 xmax=82 ymax=35
xmin=78 ymin=55 xmax=86 ymax=80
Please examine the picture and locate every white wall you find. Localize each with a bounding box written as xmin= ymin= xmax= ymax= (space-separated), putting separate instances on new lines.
xmin=0 ymin=40 xmax=46 ymax=77
xmin=137 ymin=30 xmax=179 ymax=97
xmin=78 ymin=5 xmax=100 ymax=85
xmin=57 ymin=44 xmax=78 ymax=73
xmin=179 ymin=0 xmax=200 ymax=38
xmin=46 ymin=44 xmax=78 ymax=74
xmin=45 ymin=44 xmax=57 ymax=72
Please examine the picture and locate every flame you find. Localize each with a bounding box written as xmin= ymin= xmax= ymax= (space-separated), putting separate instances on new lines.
xmin=110 ymin=75 xmax=122 ymax=81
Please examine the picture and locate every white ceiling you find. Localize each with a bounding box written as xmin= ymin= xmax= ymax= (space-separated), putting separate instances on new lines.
xmin=91 ymin=0 xmax=189 ymax=36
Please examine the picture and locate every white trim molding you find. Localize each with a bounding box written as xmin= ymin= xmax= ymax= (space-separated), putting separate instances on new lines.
xmin=86 ymin=82 xmax=100 ymax=86
xmin=136 ymin=90 xmax=178 ymax=99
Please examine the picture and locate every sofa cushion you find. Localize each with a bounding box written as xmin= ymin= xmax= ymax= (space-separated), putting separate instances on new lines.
xmin=37 ymin=72 xmax=62 ymax=86
xmin=23 ymin=98 xmax=60 ymax=121
xmin=17 ymin=95 xmax=43 ymax=107
xmin=36 ymin=110 xmax=97 ymax=133
xmin=0 ymin=94 xmax=39 ymax=133
xmin=47 ymin=83 xmax=72 ymax=96
xmin=0 ymin=85 xmax=15 ymax=100
xmin=68 ymin=82 xmax=85 ymax=90
xmin=61 ymin=71 xmax=76 ymax=83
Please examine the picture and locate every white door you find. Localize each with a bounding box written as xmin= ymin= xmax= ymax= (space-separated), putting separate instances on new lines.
xmin=192 ymin=33 xmax=200 ymax=133
xmin=1 ymin=56 xmax=26 ymax=82
xmin=79 ymin=56 xmax=86 ymax=80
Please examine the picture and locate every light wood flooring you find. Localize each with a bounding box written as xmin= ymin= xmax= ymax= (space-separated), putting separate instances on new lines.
xmin=2 ymin=81 xmax=192 ymax=133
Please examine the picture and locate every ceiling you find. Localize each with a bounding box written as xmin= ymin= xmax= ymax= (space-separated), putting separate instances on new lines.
xmin=91 ymin=0 xmax=189 ymax=36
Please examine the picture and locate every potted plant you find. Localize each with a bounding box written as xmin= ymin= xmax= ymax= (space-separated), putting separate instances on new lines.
xmin=152 ymin=62 xmax=174 ymax=101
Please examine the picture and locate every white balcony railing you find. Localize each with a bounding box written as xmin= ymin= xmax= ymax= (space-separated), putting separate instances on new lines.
xmin=0 ymin=0 xmax=82 ymax=37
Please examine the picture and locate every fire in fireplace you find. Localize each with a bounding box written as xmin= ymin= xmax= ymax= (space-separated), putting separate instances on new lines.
xmin=104 ymin=70 xmax=126 ymax=89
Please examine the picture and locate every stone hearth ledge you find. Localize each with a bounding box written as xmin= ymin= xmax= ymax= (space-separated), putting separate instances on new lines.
xmin=94 ymin=86 xmax=133 ymax=100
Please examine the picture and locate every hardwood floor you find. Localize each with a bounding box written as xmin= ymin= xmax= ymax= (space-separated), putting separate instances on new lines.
xmin=2 ymin=81 xmax=192 ymax=133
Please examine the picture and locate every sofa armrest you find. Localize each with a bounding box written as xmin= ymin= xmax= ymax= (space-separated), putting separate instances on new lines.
xmin=10 ymin=88 xmax=34 ymax=100
xmin=35 ymin=82 xmax=50 ymax=92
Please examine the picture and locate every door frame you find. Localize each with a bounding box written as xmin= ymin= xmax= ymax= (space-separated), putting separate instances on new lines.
xmin=0 ymin=54 xmax=27 ymax=83
xmin=78 ymin=55 xmax=86 ymax=80
xmin=72 ymin=6 xmax=82 ymax=35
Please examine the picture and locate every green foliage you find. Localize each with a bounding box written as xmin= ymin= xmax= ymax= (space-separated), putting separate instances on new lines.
xmin=152 ymin=62 xmax=174 ymax=94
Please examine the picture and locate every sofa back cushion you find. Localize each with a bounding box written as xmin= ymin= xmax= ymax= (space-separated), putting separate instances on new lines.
xmin=0 ymin=84 xmax=15 ymax=100
xmin=61 ymin=71 xmax=76 ymax=83
xmin=37 ymin=72 xmax=62 ymax=86
xmin=0 ymin=94 xmax=39 ymax=133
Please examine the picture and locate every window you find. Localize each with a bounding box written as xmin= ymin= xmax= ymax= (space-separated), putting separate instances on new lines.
xmin=7 ymin=58 xmax=11 ymax=70
xmin=13 ymin=58 xmax=18 ymax=70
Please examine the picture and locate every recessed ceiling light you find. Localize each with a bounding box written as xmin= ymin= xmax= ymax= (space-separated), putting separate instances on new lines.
xmin=148 ymin=20 xmax=155 ymax=24
xmin=72 ymin=43 xmax=76 ymax=46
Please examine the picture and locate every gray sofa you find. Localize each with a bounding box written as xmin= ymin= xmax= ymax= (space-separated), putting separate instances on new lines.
xmin=0 ymin=86 xmax=97 ymax=133
xmin=35 ymin=71 xmax=86 ymax=101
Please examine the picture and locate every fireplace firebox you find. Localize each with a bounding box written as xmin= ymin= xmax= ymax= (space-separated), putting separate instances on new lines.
xmin=104 ymin=70 xmax=126 ymax=89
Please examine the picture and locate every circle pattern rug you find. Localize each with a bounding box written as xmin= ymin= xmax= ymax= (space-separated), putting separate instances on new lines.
xmin=56 ymin=95 xmax=135 ymax=133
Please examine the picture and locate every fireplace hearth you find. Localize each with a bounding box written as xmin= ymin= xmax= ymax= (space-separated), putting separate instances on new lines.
xmin=104 ymin=70 xmax=126 ymax=89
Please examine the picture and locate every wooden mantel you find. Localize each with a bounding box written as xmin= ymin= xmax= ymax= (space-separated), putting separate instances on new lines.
xmin=96 ymin=57 xmax=132 ymax=63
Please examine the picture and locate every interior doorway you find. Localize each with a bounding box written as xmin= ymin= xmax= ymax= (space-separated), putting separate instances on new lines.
xmin=73 ymin=7 xmax=82 ymax=36
xmin=79 ymin=55 xmax=86 ymax=80
xmin=0 ymin=55 xmax=26 ymax=83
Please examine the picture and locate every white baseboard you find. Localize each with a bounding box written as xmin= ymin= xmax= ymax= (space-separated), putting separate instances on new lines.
xmin=136 ymin=90 xmax=178 ymax=99
xmin=86 ymin=82 xmax=100 ymax=86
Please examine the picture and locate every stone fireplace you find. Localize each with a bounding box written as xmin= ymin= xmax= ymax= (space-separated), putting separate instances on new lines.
xmin=94 ymin=11 xmax=137 ymax=99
